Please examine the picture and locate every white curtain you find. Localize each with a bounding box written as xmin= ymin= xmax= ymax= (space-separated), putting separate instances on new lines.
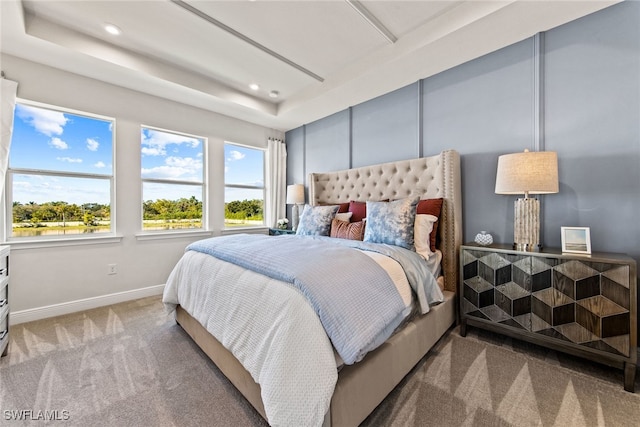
xmin=0 ymin=78 xmax=18 ymax=200
xmin=265 ymin=138 xmax=287 ymax=228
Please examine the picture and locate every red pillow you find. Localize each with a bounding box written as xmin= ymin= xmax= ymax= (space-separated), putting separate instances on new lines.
xmin=330 ymin=219 xmax=365 ymax=241
xmin=416 ymin=198 xmax=443 ymax=252
xmin=337 ymin=202 xmax=349 ymax=213
xmin=318 ymin=202 xmax=349 ymax=213
xmin=348 ymin=201 xmax=367 ymax=222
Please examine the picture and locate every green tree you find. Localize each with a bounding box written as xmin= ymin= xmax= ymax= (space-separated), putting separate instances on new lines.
xmin=83 ymin=211 xmax=97 ymax=226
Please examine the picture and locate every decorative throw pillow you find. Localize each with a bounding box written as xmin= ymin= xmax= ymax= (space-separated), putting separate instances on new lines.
xmin=330 ymin=219 xmax=365 ymax=241
xmin=348 ymin=201 xmax=367 ymax=222
xmin=320 ymin=202 xmax=349 ymax=213
xmin=416 ymin=198 xmax=443 ymax=252
xmin=348 ymin=199 xmax=388 ymax=222
xmin=335 ymin=212 xmax=353 ymax=222
xmin=414 ymin=214 xmax=438 ymax=260
xmin=296 ymin=204 xmax=339 ymax=236
xmin=363 ymin=197 xmax=419 ymax=250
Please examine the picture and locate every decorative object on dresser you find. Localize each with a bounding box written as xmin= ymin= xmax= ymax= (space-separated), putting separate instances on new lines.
xmin=276 ymin=217 xmax=289 ymax=230
xmin=286 ymin=183 xmax=305 ymax=231
xmin=495 ymin=149 xmax=559 ymax=251
xmin=561 ymin=226 xmax=591 ymax=254
xmin=0 ymin=245 xmax=9 ymax=357
xmin=474 ymin=231 xmax=493 ymax=246
xmin=459 ymin=243 xmax=637 ymax=392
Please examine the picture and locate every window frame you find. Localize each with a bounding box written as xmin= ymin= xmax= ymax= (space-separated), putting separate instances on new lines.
xmin=224 ymin=141 xmax=266 ymax=229
xmin=140 ymin=125 xmax=207 ymax=234
xmin=4 ymin=99 xmax=116 ymax=243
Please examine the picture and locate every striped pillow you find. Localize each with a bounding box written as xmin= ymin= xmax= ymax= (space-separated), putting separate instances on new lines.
xmin=330 ymin=219 xmax=365 ymax=241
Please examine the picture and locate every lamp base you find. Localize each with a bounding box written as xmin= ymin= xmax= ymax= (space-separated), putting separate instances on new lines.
xmin=513 ymin=243 xmax=542 ymax=252
xmin=291 ymin=204 xmax=300 ymax=231
xmin=513 ymin=198 xmax=540 ymax=251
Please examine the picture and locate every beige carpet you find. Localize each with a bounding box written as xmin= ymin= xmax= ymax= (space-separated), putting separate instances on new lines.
xmin=361 ymin=328 xmax=640 ymax=426
xmin=1 ymin=296 xmax=638 ymax=426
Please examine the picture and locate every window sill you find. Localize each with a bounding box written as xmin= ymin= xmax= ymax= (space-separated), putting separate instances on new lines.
xmin=5 ymin=235 xmax=124 ymax=250
xmin=135 ymin=230 xmax=213 ymax=241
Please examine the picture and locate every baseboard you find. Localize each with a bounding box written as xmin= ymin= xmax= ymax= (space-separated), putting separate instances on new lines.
xmin=9 ymin=284 xmax=165 ymax=325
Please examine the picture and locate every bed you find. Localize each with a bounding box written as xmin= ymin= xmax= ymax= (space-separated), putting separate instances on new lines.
xmin=163 ymin=149 xmax=462 ymax=427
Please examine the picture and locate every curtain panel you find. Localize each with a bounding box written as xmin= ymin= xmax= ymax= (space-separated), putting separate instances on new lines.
xmin=265 ymin=138 xmax=287 ymax=228
xmin=0 ymin=78 xmax=18 ymax=200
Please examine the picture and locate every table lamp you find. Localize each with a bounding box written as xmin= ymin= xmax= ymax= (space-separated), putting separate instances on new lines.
xmin=495 ymin=149 xmax=558 ymax=251
xmin=286 ymin=184 xmax=305 ymax=231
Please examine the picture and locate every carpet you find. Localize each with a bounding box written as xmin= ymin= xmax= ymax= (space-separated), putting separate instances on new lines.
xmin=1 ymin=296 xmax=638 ymax=426
xmin=361 ymin=327 xmax=640 ymax=426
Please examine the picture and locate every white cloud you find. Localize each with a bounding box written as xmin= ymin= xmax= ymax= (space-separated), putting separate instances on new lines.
xmin=16 ymin=104 xmax=69 ymax=136
xmin=141 ymin=156 xmax=202 ymax=181
xmin=87 ymin=138 xmax=99 ymax=151
xmin=141 ymin=129 xmax=201 ymax=156
xmin=49 ymin=138 xmax=69 ymax=150
xmin=57 ymin=157 xmax=83 ymax=163
xmin=165 ymin=156 xmax=200 ymax=168
xmin=141 ymin=146 xmax=164 ymax=156
xmin=94 ymin=161 xmax=106 ymax=168
xmin=227 ymin=150 xmax=245 ymax=161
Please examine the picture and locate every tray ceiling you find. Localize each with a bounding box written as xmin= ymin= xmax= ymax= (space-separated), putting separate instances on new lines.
xmin=0 ymin=0 xmax=619 ymax=131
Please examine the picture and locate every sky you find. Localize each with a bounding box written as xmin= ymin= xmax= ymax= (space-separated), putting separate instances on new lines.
xmin=10 ymin=103 xmax=265 ymax=206
xmin=10 ymin=103 xmax=113 ymax=205
xmin=141 ymin=127 xmax=204 ymax=202
xmin=224 ymin=143 xmax=265 ymax=203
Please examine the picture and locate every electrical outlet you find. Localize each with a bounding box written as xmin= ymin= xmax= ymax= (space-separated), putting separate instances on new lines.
xmin=107 ymin=264 xmax=117 ymax=275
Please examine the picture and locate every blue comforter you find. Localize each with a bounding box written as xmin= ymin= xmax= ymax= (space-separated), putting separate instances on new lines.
xmin=187 ymin=234 xmax=421 ymax=364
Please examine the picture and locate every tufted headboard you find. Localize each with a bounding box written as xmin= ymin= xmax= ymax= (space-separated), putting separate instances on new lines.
xmin=308 ymin=150 xmax=462 ymax=293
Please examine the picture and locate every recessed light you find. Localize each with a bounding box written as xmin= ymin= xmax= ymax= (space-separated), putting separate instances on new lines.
xmin=269 ymin=90 xmax=279 ymax=99
xmin=249 ymin=83 xmax=260 ymax=91
xmin=104 ymin=23 xmax=121 ymax=35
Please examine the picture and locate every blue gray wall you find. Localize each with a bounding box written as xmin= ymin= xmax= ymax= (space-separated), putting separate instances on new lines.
xmin=286 ymin=1 xmax=639 ymax=263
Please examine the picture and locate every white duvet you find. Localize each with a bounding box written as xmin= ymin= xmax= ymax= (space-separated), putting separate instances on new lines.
xmin=163 ymin=249 xmax=414 ymax=427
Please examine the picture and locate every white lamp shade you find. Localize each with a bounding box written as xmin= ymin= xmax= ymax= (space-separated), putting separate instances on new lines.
xmin=495 ymin=150 xmax=559 ymax=195
xmin=286 ymin=184 xmax=305 ymax=204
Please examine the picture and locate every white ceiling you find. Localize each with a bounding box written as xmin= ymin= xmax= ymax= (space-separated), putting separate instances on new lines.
xmin=0 ymin=0 xmax=619 ymax=131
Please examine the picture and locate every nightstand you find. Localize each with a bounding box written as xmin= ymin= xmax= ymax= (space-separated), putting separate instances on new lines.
xmin=460 ymin=243 xmax=637 ymax=392
xmin=269 ymin=228 xmax=296 ymax=236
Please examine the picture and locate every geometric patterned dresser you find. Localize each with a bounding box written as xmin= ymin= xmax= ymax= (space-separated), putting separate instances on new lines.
xmin=460 ymin=243 xmax=637 ymax=392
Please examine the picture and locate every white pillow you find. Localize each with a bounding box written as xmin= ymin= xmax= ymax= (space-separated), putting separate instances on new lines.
xmin=415 ymin=214 xmax=438 ymax=260
xmin=335 ymin=212 xmax=353 ymax=222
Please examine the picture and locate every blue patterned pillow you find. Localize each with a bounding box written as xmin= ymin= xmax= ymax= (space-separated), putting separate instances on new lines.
xmin=364 ymin=197 xmax=419 ymax=250
xmin=296 ymin=204 xmax=339 ymax=236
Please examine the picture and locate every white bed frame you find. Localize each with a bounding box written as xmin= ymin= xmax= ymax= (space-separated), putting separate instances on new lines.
xmin=175 ymin=150 xmax=462 ymax=426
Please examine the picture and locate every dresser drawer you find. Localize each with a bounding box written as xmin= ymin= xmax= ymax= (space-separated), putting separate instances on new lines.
xmin=0 ymin=250 xmax=7 ymax=279
xmin=0 ymin=313 xmax=7 ymax=341
xmin=0 ymin=298 xmax=7 ymax=320
xmin=0 ymin=282 xmax=6 ymax=304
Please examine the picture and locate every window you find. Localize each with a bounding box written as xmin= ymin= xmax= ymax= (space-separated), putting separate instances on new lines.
xmin=224 ymin=143 xmax=265 ymax=228
xmin=141 ymin=127 xmax=205 ymax=231
xmin=7 ymin=101 xmax=114 ymax=239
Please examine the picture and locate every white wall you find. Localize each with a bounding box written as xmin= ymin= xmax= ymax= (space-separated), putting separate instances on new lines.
xmin=1 ymin=54 xmax=283 ymax=322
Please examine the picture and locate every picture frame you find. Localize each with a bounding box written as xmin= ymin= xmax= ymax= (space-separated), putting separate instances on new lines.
xmin=561 ymin=226 xmax=591 ymax=254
